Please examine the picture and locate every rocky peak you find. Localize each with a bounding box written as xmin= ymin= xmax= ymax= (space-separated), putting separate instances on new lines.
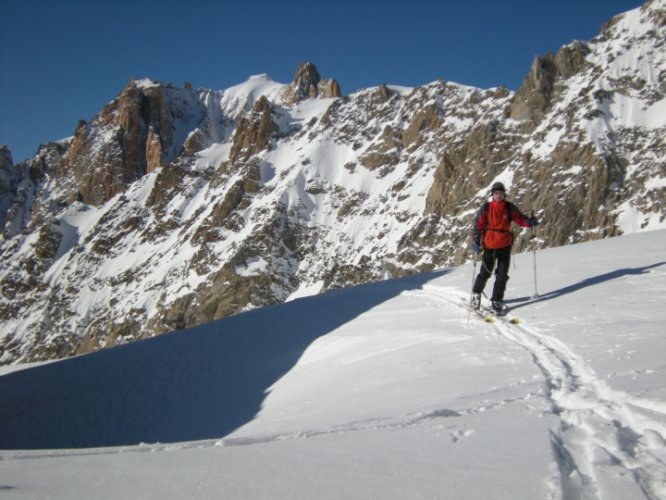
xmin=281 ymin=62 xmax=342 ymax=104
xmin=0 ymin=146 xmax=14 ymax=192
xmin=509 ymin=41 xmax=591 ymax=124
xmin=509 ymin=55 xmax=558 ymax=123
xmin=644 ymin=0 xmax=666 ymax=26
xmin=58 ymin=79 xmax=206 ymax=207
xmin=0 ymin=145 xmax=12 ymax=169
xmin=58 ymin=80 xmax=166 ymax=206
xmin=599 ymin=0 xmax=665 ymax=39
xmin=229 ymin=95 xmax=278 ymax=165
xmin=0 ymin=146 xmax=17 ymax=229
xmin=294 ymin=62 xmax=320 ymax=90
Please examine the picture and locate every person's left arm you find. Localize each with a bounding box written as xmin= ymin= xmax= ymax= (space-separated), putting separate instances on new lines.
xmin=509 ymin=203 xmax=538 ymax=228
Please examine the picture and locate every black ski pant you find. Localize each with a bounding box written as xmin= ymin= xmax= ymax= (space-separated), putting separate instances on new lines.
xmin=473 ymin=246 xmax=511 ymax=302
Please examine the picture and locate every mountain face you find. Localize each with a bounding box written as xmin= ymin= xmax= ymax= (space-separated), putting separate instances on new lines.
xmin=1 ymin=1 xmax=665 ymax=364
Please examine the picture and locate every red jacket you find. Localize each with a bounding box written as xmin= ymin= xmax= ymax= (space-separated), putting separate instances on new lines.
xmin=473 ymin=200 xmax=530 ymax=250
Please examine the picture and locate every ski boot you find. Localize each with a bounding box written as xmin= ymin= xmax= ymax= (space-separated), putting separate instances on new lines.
xmin=491 ymin=300 xmax=505 ymax=315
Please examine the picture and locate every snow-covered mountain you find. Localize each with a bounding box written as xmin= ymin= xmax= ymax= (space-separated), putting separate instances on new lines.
xmin=1 ymin=1 xmax=665 ymax=363
xmin=1 ymin=230 xmax=665 ymax=499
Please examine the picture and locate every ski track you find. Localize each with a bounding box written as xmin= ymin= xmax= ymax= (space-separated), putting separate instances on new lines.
xmin=0 ymin=413 xmax=474 ymax=465
xmin=420 ymin=285 xmax=666 ymax=500
xmin=2 ymin=392 xmax=540 ymax=461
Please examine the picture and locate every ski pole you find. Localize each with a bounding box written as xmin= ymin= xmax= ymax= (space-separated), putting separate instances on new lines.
xmin=530 ymin=210 xmax=538 ymax=298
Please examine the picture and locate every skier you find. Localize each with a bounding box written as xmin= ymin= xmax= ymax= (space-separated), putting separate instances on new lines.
xmin=471 ymin=182 xmax=538 ymax=314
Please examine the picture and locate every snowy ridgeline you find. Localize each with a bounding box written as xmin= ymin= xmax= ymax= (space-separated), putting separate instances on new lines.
xmin=1 ymin=229 xmax=665 ymax=500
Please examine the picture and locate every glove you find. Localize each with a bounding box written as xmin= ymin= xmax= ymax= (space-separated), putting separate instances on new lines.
xmin=527 ymin=216 xmax=539 ymax=227
xmin=472 ymin=240 xmax=481 ymax=254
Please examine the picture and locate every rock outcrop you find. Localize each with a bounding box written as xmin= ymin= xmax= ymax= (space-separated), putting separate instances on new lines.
xmin=57 ymin=79 xmax=205 ymax=207
xmin=0 ymin=146 xmax=17 ymax=229
xmin=281 ymin=62 xmax=341 ymax=104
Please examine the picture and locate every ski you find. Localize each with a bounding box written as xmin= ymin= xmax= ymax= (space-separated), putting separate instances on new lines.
xmin=467 ymin=304 xmax=497 ymax=323
xmin=478 ymin=308 xmax=497 ymax=323
xmin=468 ymin=302 xmax=520 ymax=325
xmin=489 ymin=304 xmax=521 ymax=325
xmin=486 ymin=309 xmax=520 ymax=325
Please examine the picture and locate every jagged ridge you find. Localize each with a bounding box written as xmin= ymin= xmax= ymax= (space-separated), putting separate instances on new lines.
xmin=0 ymin=1 xmax=665 ymax=363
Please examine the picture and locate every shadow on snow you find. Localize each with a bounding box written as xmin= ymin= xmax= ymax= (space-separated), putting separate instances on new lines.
xmin=506 ymin=262 xmax=666 ymax=309
xmin=0 ymin=270 xmax=449 ymax=450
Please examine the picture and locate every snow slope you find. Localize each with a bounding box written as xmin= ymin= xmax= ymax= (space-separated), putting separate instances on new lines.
xmin=1 ymin=230 xmax=665 ymax=499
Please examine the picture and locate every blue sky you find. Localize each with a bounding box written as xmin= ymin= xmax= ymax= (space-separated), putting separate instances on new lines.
xmin=1 ymin=0 xmax=643 ymax=163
